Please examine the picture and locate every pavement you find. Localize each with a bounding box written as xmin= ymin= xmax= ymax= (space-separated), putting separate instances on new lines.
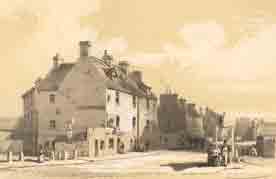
xmin=0 ymin=150 xmax=163 ymax=169
xmin=0 ymin=150 xmax=274 ymax=179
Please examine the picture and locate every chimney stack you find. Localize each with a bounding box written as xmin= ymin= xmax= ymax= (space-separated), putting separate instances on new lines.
xmin=118 ymin=60 xmax=130 ymax=76
xmin=102 ymin=49 xmax=113 ymax=66
xmin=79 ymin=41 xmax=91 ymax=58
xmin=130 ymin=70 xmax=142 ymax=82
xmin=53 ymin=53 xmax=60 ymax=70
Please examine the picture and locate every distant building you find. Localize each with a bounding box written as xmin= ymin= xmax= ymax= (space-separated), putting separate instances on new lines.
xmin=157 ymin=90 xmax=225 ymax=150
xmin=235 ymin=117 xmax=258 ymax=141
xmin=158 ymin=93 xmax=186 ymax=133
xmin=256 ymin=121 xmax=276 ymax=158
xmin=22 ymin=41 xmax=159 ymax=156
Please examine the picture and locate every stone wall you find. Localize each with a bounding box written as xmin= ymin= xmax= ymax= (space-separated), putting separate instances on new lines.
xmin=55 ymin=141 xmax=89 ymax=158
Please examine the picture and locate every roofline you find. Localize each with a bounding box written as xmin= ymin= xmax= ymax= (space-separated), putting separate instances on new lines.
xmin=21 ymin=87 xmax=35 ymax=98
xmin=107 ymin=87 xmax=157 ymax=100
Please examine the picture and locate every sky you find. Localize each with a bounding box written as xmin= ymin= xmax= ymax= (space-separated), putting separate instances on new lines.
xmin=1 ymin=0 xmax=276 ymax=118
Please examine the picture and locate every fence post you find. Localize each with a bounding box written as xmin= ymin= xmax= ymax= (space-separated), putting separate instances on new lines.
xmin=19 ymin=151 xmax=24 ymax=162
xmin=74 ymin=149 xmax=78 ymax=160
xmin=7 ymin=151 xmax=13 ymax=163
xmin=51 ymin=151 xmax=55 ymax=161
xmin=64 ymin=151 xmax=68 ymax=160
xmin=58 ymin=151 xmax=62 ymax=160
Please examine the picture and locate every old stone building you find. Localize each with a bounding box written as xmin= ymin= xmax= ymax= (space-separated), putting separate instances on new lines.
xmin=256 ymin=121 xmax=276 ymax=157
xmin=22 ymin=41 xmax=159 ymax=156
xmin=158 ymin=92 xmax=186 ymax=133
xmin=158 ymin=90 xmax=224 ymax=150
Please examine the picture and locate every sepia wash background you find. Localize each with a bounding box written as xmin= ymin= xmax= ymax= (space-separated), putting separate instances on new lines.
xmin=1 ymin=0 xmax=276 ymax=120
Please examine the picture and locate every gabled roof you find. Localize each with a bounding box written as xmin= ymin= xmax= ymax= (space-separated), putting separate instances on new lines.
xmin=25 ymin=56 xmax=157 ymax=100
xmin=38 ymin=63 xmax=75 ymax=91
xmin=78 ymin=57 xmax=157 ymax=99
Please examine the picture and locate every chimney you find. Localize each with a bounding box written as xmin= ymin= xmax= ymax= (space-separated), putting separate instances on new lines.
xmin=179 ymin=98 xmax=186 ymax=107
xmin=35 ymin=77 xmax=42 ymax=87
xmin=102 ymin=49 xmax=113 ymax=66
xmin=79 ymin=41 xmax=91 ymax=58
xmin=130 ymin=70 xmax=142 ymax=82
xmin=118 ymin=60 xmax=130 ymax=75
xmin=52 ymin=53 xmax=60 ymax=70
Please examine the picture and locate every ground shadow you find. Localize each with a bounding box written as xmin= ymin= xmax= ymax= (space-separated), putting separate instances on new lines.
xmin=161 ymin=161 xmax=207 ymax=171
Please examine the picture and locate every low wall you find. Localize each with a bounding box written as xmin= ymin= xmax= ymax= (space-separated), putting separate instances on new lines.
xmin=0 ymin=140 xmax=23 ymax=153
xmin=55 ymin=141 xmax=89 ymax=158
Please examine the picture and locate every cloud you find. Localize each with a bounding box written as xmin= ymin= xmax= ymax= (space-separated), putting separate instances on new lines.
xmin=0 ymin=0 xmax=101 ymax=116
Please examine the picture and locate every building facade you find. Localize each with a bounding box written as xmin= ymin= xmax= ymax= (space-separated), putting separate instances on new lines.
xmin=22 ymin=41 xmax=159 ymax=156
xmin=158 ymin=91 xmax=224 ymax=150
xmin=158 ymin=93 xmax=186 ymax=133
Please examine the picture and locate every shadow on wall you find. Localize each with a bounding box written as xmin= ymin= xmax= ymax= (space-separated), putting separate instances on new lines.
xmin=139 ymin=121 xmax=161 ymax=151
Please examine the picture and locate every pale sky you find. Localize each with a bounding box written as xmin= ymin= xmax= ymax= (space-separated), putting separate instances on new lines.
xmin=1 ymin=0 xmax=276 ymax=117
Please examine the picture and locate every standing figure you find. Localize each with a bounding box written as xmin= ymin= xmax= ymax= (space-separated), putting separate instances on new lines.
xmin=221 ymin=140 xmax=228 ymax=166
xmin=38 ymin=145 xmax=44 ymax=163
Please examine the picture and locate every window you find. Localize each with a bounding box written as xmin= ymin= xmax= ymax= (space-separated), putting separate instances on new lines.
xmin=132 ymin=117 xmax=136 ymax=129
xmin=116 ymin=116 xmax=120 ymax=128
xmin=100 ymin=140 xmax=105 ymax=150
xmin=49 ymin=120 xmax=56 ymax=129
xmin=146 ymin=120 xmax=150 ymax=128
xmin=108 ymin=118 xmax=114 ymax=128
xmin=132 ymin=95 xmax=136 ymax=108
xmin=146 ymin=99 xmax=150 ymax=110
xmin=107 ymin=94 xmax=111 ymax=103
xmin=115 ymin=91 xmax=120 ymax=104
xmin=49 ymin=94 xmax=55 ymax=104
xmin=56 ymin=108 xmax=61 ymax=115
xmin=109 ymin=138 xmax=114 ymax=149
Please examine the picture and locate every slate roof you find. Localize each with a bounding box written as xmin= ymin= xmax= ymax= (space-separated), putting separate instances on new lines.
xmin=38 ymin=63 xmax=75 ymax=91
xmin=26 ymin=56 xmax=157 ymax=99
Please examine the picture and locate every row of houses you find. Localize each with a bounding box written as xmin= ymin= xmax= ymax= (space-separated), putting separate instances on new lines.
xmin=21 ymin=41 xmax=160 ymax=157
xmin=20 ymin=40 xmax=228 ymax=156
xmin=2 ymin=40 xmax=276 ymax=159
xmin=158 ymin=91 xmax=225 ymax=150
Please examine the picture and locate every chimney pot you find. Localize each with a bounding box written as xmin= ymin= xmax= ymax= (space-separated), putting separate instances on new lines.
xmin=118 ymin=60 xmax=130 ymax=75
xmin=102 ymin=49 xmax=113 ymax=66
xmin=53 ymin=53 xmax=60 ymax=70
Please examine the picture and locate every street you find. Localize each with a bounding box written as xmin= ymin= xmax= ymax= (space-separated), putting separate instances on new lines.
xmin=0 ymin=150 xmax=274 ymax=179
